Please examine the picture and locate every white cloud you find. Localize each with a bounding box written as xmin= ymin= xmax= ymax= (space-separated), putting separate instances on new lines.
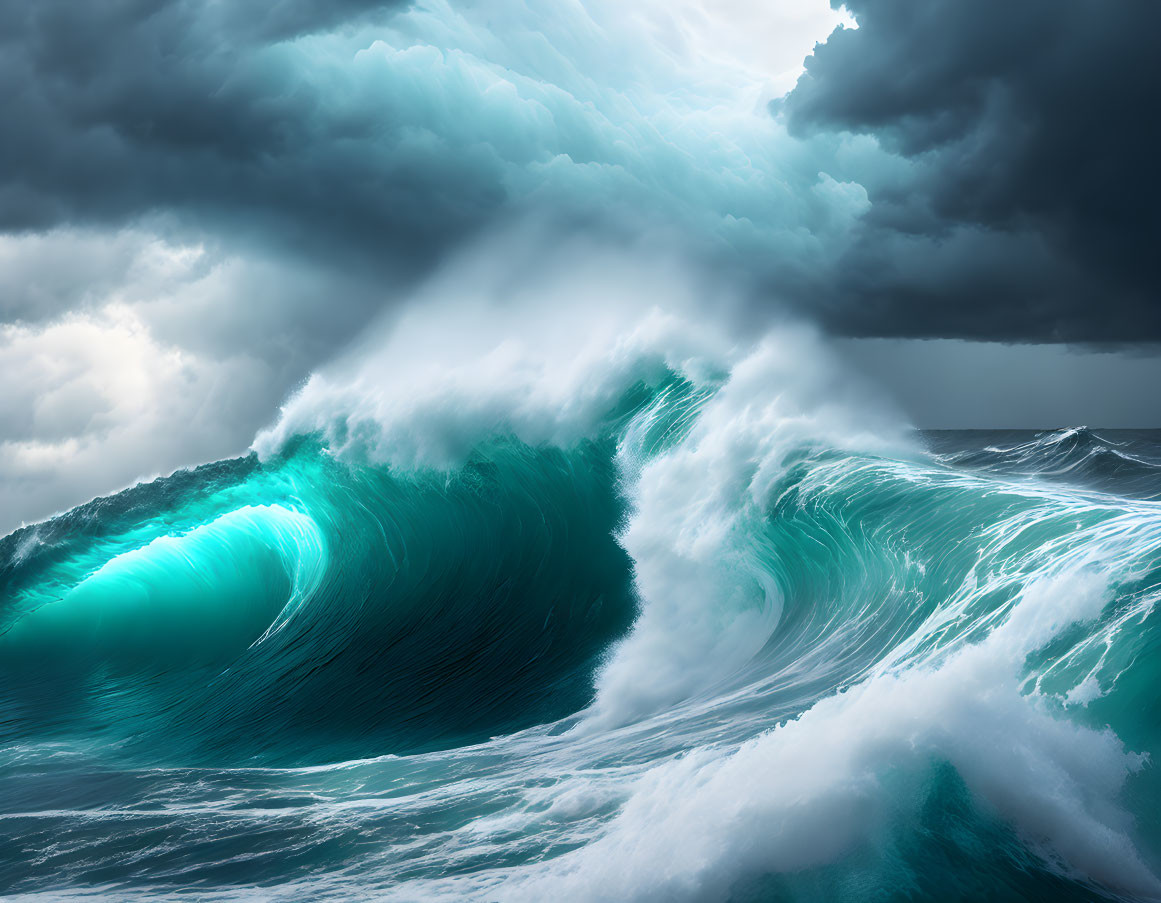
xmin=0 ymin=235 xmax=306 ymax=534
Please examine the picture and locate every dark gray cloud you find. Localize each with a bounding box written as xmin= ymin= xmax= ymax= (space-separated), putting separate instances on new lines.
xmin=0 ymin=0 xmax=493 ymax=280
xmin=0 ymin=0 xmax=855 ymax=353
xmin=2 ymin=0 xmax=1157 ymax=345
xmin=780 ymin=0 xmax=1161 ymax=342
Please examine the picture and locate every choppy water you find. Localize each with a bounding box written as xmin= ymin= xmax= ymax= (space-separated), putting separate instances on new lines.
xmin=4 ymin=347 xmax=1161 ymax=901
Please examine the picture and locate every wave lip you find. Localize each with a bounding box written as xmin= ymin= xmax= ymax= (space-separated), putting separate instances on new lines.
xmin=1 ymin=504 xmax=326 ymax=667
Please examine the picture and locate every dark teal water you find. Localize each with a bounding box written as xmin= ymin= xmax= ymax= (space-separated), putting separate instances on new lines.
xmin=3 ymin=394 xmax=1161 ymax=900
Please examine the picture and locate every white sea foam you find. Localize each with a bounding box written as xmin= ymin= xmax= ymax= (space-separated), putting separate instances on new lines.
xmin=254 ymin=237 xmax=911 ymax=727
xmin=588 ymin=333 xmax=910 ymax=728
xmin=253 ymin=235 xmax=744 ymax=466
xmin=503 ymin=568 xmax=1158 ymax=902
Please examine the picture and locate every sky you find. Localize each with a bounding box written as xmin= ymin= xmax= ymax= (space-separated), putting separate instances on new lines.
xmin=1 ymin=0 xmax=1159 ymax=530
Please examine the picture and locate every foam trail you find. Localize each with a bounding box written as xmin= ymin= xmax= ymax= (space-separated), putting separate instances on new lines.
xmin=511 ymin=569 xmax=1159 ymax=902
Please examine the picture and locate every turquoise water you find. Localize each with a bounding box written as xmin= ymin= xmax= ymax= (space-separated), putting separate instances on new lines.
xmin=3 ymin=373 xmax=1161 ymax=901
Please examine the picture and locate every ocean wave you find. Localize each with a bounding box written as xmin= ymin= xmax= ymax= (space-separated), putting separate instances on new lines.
xmin=3 ymin=307 xmax=1161 ymax=900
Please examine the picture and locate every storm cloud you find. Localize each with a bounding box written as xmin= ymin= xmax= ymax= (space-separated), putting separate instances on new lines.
xmin=0 ymin=0 xmax=862 ymax=332
xmin=4 ymin=0 xmax=1155 ymax=345
xmin=781 ymin=0 xmax=1161 ymax=341
xmin=0 ymin=0 xmax=485 ymax=274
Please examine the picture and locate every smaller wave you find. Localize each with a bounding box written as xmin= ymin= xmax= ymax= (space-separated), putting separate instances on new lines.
xmin=929 ymin=426 xmax=1161 ymax=500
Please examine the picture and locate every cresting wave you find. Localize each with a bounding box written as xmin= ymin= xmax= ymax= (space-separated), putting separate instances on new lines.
xmin=3 ymin=273 xmax=1161 ymax=900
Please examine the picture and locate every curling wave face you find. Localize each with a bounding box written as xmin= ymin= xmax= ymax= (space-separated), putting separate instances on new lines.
xmin=0 ymin=433 xmax=639 ymax=764
xmin=3 ymin=298 xmax=1161 ymax=901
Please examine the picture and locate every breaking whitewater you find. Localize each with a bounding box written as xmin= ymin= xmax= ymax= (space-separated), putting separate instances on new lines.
xmin=4 ymin=261 xmax=1161 ymax=902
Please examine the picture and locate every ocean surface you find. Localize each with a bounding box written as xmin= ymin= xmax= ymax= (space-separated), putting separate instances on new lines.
xmin=3 ymin=355 xmax=1161 ymax=900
